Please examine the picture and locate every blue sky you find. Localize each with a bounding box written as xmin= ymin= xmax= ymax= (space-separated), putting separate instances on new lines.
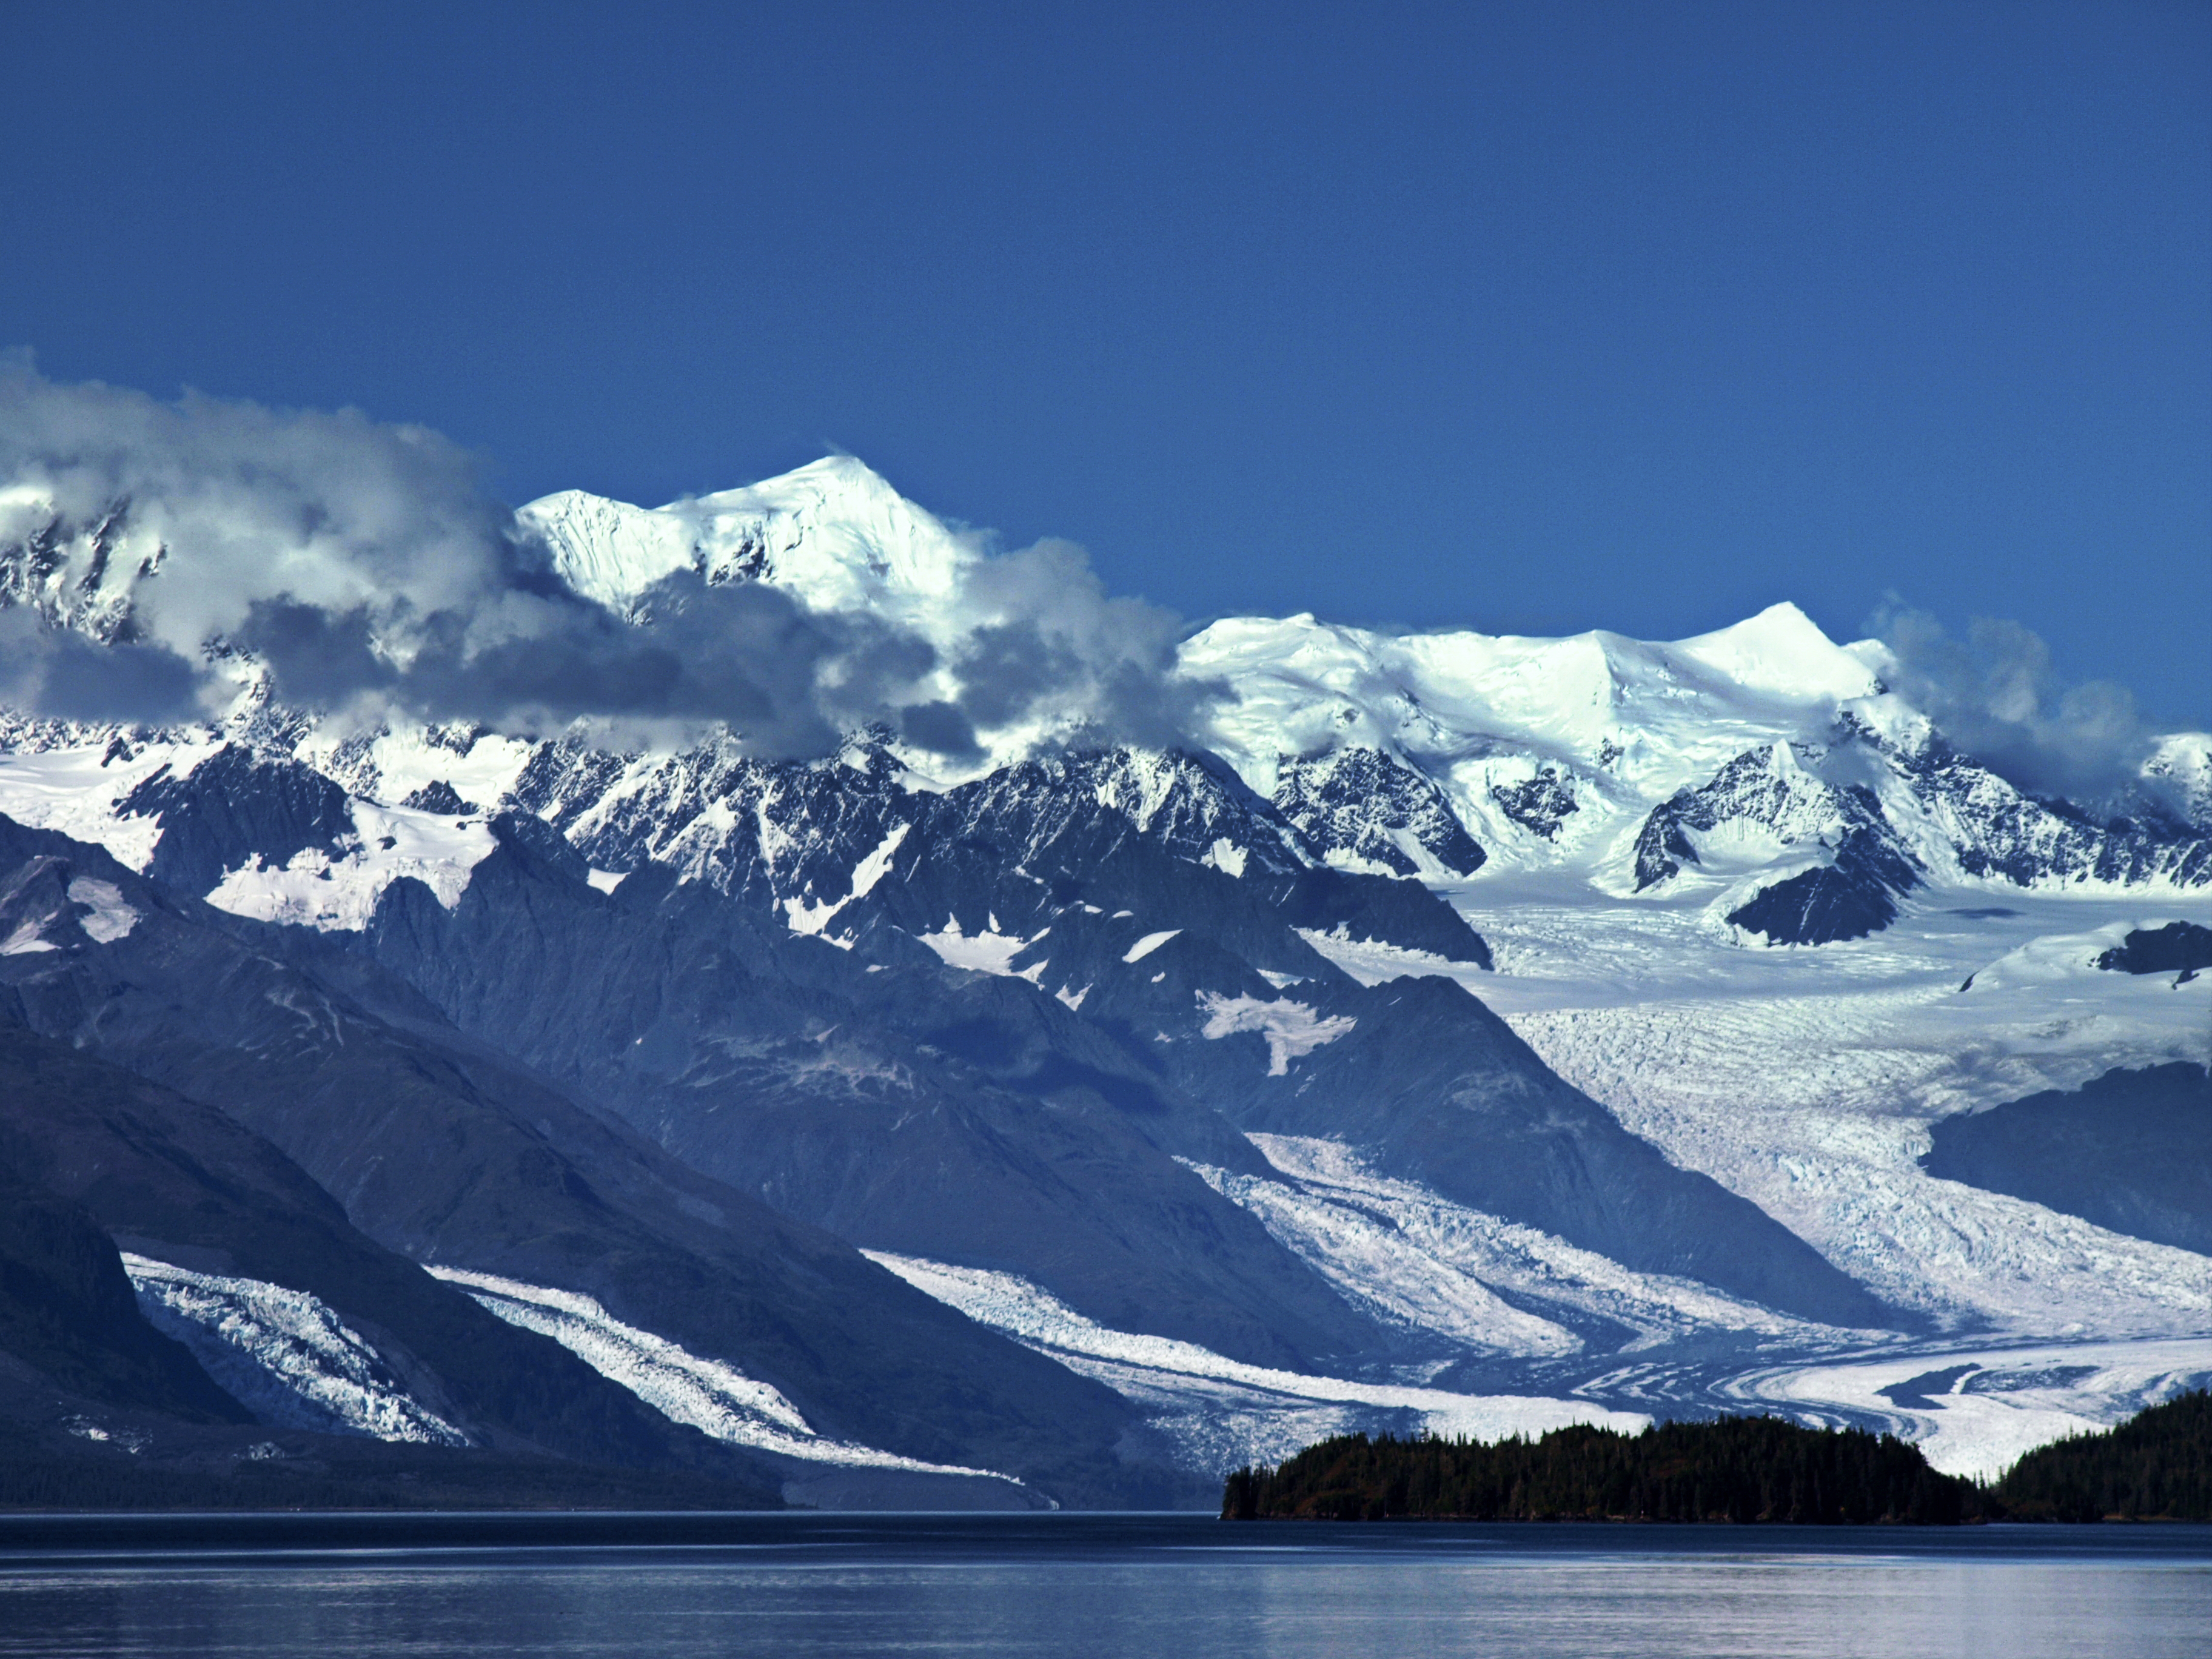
xmin=6 ymin=1 xmax=2207 ymax=725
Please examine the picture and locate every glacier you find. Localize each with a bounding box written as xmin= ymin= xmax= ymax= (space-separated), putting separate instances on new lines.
xmin=123 ymin=1254 xmax=466 ymax=1445
xmin=427 ymin=1267 xmax=1020 ymax=1485
xmin=860 ymin=1249 xmax=1649 ymax=1476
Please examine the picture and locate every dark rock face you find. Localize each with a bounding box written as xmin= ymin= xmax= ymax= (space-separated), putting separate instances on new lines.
xmin=1724 ymin=823 xmax=1922 ymax=946
xmin=1489 ymin=768 xmax=1578 ymax=841
xmin=0 ymin=1010 xmax=742 ymax=1474
xmin=509 ymin=737 xmax=1491 ymax=970
xmin=398 ymin=780 xmax=479 ymax=816
xmin=1632 ymin=745 xmax=1922 ymax=944
xmin=366 ymin=816 xmax=1396 ymax=1375
xmin=1633 ymin=726 xmax=2210 ymax=945
xmin=2095 ymin=922 xmax=2212 ymax=983
xmin=0 ymin=714 xmax=1934 ymax=1476
xmin=356 ymin=779 xmax=1883 ymax=1336
xmin=1895 ymin=743 xmax=2212 ymax=890
xmin=1920 ymin=1064 xmax=2212 ymax=1255
xmin=119 ymin=745 xmax=357 ymax=892
xmin=1273 ymin=746 xmax=1487 ymax=876
xmin=0 ymin=1179 xmax=248 ymax=1424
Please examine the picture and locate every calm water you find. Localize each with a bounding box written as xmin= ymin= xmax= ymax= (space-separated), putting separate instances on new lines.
xmin=1 ymin=1513 xmax=2205 ymax=1658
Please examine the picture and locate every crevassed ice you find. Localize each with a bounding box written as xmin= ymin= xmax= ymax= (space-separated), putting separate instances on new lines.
xmin=860 ymin=1247 xmax=1646 ymax=1470
xmin=1177 ymin=1158 xmax=1582 ymax=1358
xmin=1720 ymin=1335 xmax=2212 ymax=1483
xmin=426 ymin=1266 xmax=1013 ymax=1479
xmin=122 ymin=1253 xmax=466 ymax=1445
xmin=1221 ymin=1136 xmax=1865 ymax=1350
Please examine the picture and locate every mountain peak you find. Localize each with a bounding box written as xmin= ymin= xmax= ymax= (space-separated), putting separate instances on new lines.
xmin=515 ymin=455 xmax=969 ymax=619
xmin=1670 ymin=602 xmax=1878 ymax=705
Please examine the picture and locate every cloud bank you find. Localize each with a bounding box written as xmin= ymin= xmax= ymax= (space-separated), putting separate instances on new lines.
xmin=1867 ymin=602 xmax=2163 ymax=805
xmin=0 ymin=361 xmax=1210 ymax=759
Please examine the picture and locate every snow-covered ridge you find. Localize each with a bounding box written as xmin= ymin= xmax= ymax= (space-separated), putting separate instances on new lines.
xmin=122 ymin=1253 xmax=466 ymax=1444
xmin=427 ymin=1267 xmax=1014 ymax=1480
xmin=517 ymin=455 xmax=970 ymax=623
xmin=1182 ymin=603 xmax=2208 ymax=911
xmin=0 ymin=491 xmax=164 ymax=643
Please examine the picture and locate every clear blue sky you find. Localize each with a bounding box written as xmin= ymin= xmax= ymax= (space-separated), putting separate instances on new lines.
xmin=7 ymin=1 xmax=2207 ymax=724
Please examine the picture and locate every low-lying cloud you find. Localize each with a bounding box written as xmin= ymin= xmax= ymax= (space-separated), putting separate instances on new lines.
xmin=0 ymin=360 xmax=1212 ymax=760
xmin=1868 ymin=601 xmax=2162 ymax=805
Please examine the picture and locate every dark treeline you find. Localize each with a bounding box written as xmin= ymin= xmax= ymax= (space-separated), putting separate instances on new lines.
xmin=1222 ymin=1417 xmax=1984 ymax=1524
xmin=1996 ymin=1390 xmax=2211 ymax=1521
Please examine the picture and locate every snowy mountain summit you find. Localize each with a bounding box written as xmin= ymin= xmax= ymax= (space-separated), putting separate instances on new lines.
xmin=518 ymin=455 xmax=970 ymax=621
xmin=1 ymin=454 xmax=2207 ymax=1500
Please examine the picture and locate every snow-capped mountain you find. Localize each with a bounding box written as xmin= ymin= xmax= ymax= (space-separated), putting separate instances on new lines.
xmin=1 ymin=455 xmax=2206 ymax=1498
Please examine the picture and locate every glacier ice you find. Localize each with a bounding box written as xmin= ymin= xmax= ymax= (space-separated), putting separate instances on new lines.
xmin=122 ymin=1254 xmax=466 ymax=1444
xmin=427 ymin=1267 xmax=1015 ymax=1480
xmin=861 ymin=1248 xmax=1646 ymax=1476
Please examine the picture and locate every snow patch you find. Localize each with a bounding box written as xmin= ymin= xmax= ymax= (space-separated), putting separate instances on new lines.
xmin=783 ymin=822 xmax=910 ymax=943
xmin=1202 ymin=838 xmax=1248 ymax=877
xmin=65 ymin=876 xmax=138 ymax=942
xmin=1122 ymin=929 xmax=1180 ymax=964
xmin=0 ymin=920 xmax=56 ymax=955
xmin=205 ymin=801 xmax=495 ymax=932
xmin=916 ymin=911 xmax=1045 ymax=980
xmin=1296 ymin=927 xmax=1473 ymax=987
xmin=1196 ymin=992 xmax=1356 ymax=1075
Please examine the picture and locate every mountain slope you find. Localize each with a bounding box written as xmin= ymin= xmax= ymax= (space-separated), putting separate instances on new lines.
xmin=0 ymin=1012 xmax=759 ymax=1476
xmin=0 ymin=813 xmax=1168 ymax=1501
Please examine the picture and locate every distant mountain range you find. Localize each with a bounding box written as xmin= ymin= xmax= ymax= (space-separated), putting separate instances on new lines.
xmin=2 ymin=457 xmax=2206 ymax=1505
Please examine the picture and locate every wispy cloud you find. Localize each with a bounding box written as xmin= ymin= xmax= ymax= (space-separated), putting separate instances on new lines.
xmin=1867 ymin=600 xmax=2162 ymax=803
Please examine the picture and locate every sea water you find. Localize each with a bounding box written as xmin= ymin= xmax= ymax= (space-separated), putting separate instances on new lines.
xmin=0 ymin=1513 xmax=2205 ymax=1658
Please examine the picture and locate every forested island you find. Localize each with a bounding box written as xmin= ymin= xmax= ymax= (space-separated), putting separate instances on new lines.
xmin=1999 ymin=1389 xmax=2210 ymax=1521
xmin=1222 ymin=1393 xmax=2212 ymax=1524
